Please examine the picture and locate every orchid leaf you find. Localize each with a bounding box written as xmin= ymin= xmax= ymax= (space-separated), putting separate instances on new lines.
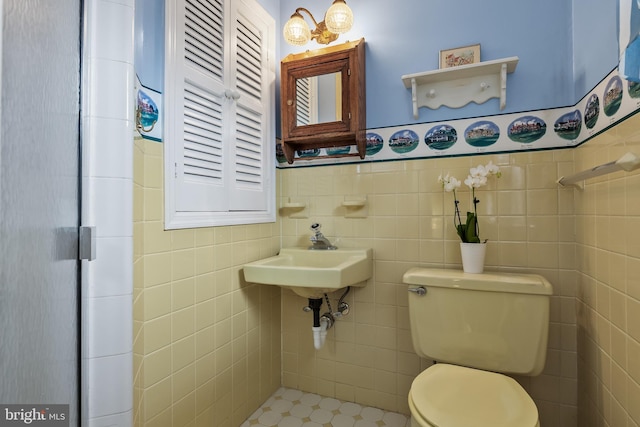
xmin=464 ymin=212 xmax=481 ymax=243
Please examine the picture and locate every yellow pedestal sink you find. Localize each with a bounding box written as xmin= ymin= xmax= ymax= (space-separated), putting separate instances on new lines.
xmin=243 ymin=247 xmax=373 ymax=299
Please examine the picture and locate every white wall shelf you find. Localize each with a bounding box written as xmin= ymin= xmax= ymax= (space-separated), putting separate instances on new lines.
xmin=401 ymin=56 xmax=519 ymax=118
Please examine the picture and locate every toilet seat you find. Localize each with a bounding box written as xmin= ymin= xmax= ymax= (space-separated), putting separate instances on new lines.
xmin=408 ymin=364 xmax=539 ymax=427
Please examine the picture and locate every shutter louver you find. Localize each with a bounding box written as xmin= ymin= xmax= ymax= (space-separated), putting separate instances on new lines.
xmin=236 ymin=20 xmax=262 ymax=102
xmin=183 ymin=82 xmax=224 ymax=182
xmin=184 ymin=0 xmax=224 ymax=79
xmin=296 ymin=78 xmax=312 ymax=126
xmin=235 ymin=106 xmax=263 ymax=187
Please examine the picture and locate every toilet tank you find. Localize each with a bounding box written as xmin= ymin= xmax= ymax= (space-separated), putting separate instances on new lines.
xmin=403 ymin=268 xmax=553 ymax=376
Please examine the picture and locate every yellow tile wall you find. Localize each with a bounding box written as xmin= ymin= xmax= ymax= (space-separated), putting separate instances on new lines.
xmin=278 ymin=151 xmax=578 ymax=426
xmin=575 ymin=113 xmax=640 ymax=427
xmin=132 ymin=112 xmax=640 ymax=427
xmin=133 ymin=138 xmax=282 ymax=427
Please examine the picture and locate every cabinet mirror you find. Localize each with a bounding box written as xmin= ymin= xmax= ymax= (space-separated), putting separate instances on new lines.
xmin=295 ymin=72 xmax=342 ymax=126
xmin=280 ymin=38 xmax=365 ymax=164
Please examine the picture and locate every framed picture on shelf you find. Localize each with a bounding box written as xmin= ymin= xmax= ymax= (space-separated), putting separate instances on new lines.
xmin=439 ymin=44 xmax=481 ymax=69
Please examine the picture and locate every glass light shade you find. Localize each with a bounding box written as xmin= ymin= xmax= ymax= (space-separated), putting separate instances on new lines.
xmin=325 ymin=0 xmax=354 ymax=34
xmin=283 ymin=14 xmax=311 ymax=46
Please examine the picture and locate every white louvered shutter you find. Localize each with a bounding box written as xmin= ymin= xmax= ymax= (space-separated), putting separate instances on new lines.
xmin=165 ymin=0 xmax=275 ymax=228
xmin=173 ymin=0 xmax=229 ymax=211
xmin=228 ymin=2 xmax=270 ymax=211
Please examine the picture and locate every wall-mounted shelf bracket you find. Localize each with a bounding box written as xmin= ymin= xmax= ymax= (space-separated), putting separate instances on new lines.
xmin=401 ymin=56 xmax=519 ymax=119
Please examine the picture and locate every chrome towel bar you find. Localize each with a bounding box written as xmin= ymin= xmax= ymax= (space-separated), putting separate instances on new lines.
xmin=557 ymin=152 xmax=640 ymax=189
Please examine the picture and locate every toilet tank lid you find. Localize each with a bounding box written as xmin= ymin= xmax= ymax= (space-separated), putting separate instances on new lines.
xmin=402 ymin=268 xmax=553 ymax=295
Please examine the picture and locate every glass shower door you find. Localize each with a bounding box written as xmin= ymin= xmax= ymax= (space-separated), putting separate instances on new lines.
xmin=0 ymin=0 xmax=81 ymax=425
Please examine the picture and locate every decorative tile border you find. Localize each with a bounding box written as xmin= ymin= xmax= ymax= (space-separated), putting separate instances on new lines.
xmin=277 ymin=67 xmax=640 ymax=167
xmin=134 ymin=76 xmax=163 ymax=142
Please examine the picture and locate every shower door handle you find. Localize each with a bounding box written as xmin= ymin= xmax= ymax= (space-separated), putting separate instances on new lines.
xmin=79 ymin=226 xmax=96 ymax=261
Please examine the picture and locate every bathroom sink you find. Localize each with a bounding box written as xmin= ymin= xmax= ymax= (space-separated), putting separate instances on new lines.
xmin=243 ymin=247 xmax=373 ymax=299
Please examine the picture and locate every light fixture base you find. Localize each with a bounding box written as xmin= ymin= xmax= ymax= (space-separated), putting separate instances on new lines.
xmin=311 ymin=21 xmax=339 ymax=45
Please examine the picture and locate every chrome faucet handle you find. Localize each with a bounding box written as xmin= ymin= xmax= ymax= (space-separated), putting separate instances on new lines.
xmin=308 ymin=222 xmax=337 ymax=250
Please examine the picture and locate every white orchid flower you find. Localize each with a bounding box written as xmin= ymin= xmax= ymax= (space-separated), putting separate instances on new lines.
xmin=464 ymin=175 xmax=473 ymax=188
xmin=438 ymin=162 xmax=502 ymax=244
xmin=438 ymin=173 xmax=461 ymax=192
xmin=469 ymin=164 xmax=487 ymax=178
xmin=444 ymin=177 xmax=461 ymax=192
xmin=465 ymin=175 xmax=487 ymax=189
xmin=485 ymin=161 xmax=501 ymax=177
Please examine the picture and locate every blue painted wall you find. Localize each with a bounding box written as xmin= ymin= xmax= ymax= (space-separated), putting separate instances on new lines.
xmin=571 ymin=0 xmax=619 ymax=101
xmin=134 ymin=0 xmax=280 ymax=91
xmin=280 ymin=0 xmax=619 ymax=129
xmin=135 ymin=0 xmax=620 ymax=136
xmin=135 ymin=0 xmax=165 ymax=91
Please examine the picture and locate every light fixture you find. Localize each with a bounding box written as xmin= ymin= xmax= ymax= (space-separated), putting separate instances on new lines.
xmin=325 ymin=0 xmax=354 ymax=34
xmin=283 ymin=0 xmax=354 ymax=46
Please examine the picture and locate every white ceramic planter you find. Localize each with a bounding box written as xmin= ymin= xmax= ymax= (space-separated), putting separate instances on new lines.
xmin=460 ymin=242 xmax=487 ymax=273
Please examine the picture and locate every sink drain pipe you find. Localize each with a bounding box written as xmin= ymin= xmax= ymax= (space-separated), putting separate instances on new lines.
xmin=312 ymin=320 xmax=331 ymax=350
xmin=308 ymin=298 xmax=332 ymax=350
xmin=305 ymin=288 xmax=351 ymax=349
xmin=308 ymin=298 xmax=323 ymax=327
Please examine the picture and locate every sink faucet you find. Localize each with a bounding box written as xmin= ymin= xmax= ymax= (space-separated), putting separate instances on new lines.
xmin=309 ymin=223 xmax=337 ymax=250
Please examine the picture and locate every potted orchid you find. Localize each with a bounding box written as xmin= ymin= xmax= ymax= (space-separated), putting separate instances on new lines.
xmin=438 ymin=162 xmax=501 ymax=272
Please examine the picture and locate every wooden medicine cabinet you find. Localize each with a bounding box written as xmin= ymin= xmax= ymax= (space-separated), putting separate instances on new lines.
xmin=280 ymin=38 xmax=366 ymax=163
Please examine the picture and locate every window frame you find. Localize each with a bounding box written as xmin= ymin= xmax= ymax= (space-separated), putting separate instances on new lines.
xmin=163 ymin=0 xmax=276 ymax=229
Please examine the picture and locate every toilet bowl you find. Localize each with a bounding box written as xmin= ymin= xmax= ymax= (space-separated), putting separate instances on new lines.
xmin=408 ymin=364 xmax=539 ymax=427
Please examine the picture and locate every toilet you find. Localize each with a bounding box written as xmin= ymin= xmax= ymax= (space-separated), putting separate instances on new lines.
xmin=402 ymin=268 xmax=553 ymax=427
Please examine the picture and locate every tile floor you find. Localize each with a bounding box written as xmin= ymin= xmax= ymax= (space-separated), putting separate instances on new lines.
xmin=241 ymin=387 xmax=411 ymax=427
